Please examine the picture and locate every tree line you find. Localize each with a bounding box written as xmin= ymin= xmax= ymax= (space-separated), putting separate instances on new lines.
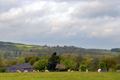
xmin=0 ymin=52 xmax=120 ymax=72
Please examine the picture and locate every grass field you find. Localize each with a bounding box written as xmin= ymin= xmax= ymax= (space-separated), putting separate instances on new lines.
xmin=0 ymin=72 xmax=120 ymax=80
xmin=100 ymin=51 xmax=120 ymax=55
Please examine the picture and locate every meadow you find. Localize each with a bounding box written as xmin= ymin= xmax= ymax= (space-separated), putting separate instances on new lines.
xmin=0 ymin=72 xmax=120 ymax=80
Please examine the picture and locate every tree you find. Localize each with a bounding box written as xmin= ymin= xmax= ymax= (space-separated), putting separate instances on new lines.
xmin=102 ymin=58 xmax=117 ymax=72
xmin=6 ymin=59 xmax=17 ymax=66
xmin=24 ymin=56 xmax=33 ymax=63
xmin=64 ymin=60 xmax=74 ymax=70
xmin=17 ymin=58 xmax=25 ymax=63
xmin=98 ymin=62 xmax=106 ymax=69
xmin=75 ymin=55 xmax=86 ymax=70
xmin=0 ymin=57 xmax=3 ymax=67
xmin=89 ymin=58 xmax=100 ymax=71
xmin=29 ymin=57 xmax=36 ymax=65
xmin=116 ymin=64 xmax=120 ymax=69
xmin=3 ymin=52 xmax=9 ymax=59
xmin=79 ymin=65 xmax=87 ymax=71
xmin=47 ymin=52 xmax=60 ymax=71
xmin=34 ymin=59 xmax=48 ymax=70
xmin=37 ymin=52 xmax=43 ymax=57
xmin=114 ymin=54 xmax=120 ymax=64
xmin=35 ymin=56 xmax=39 ymax=61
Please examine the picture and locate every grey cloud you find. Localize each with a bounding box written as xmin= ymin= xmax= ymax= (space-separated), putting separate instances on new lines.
xmin=71 ymin=1 xmax=120 ymax=18
xmin=0 ymin=0 xmax=120 ymax=49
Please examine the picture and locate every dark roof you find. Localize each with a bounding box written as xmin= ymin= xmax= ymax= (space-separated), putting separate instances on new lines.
xmin=12 ymin=63 xmax=34 ymax=68
xmin=7 ymin=65 xmax=11 ymax=67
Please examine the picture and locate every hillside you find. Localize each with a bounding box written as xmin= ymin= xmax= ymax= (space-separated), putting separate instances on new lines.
xmin=0 ymin=41 xmax=120 ymax=59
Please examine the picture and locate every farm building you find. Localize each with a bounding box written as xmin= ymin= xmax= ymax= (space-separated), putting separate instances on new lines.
xmin=6 ymin=63 xmax=35 ymax=72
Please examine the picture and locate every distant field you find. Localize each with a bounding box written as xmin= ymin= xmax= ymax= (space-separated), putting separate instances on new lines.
xmin=13 ymin=44 xmax=44 ymax=51
xmin=100 ymin=51 xmax=120 ymax=56
xmin=0 ymin=72 xmax=120 ymax=80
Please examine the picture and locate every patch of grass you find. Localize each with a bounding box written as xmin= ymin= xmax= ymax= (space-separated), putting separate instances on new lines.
xmin=14 ymin=44 xmax=44 ymax=51
xmin=4 ymin=44 xmax=10 ymax=45
xmin=0 ymin=72 xmax=120 ymax=80
xmin=100 ymin=51 xmax=120 ymax=56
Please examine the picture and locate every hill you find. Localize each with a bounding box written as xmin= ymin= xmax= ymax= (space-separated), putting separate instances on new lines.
xmin=0 ymin=41 xmax=120 ymax=59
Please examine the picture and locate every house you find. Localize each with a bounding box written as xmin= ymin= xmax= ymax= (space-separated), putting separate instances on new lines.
xmin=56 ymin=64 xmax=66 ymax=71
xmin=6 ymin=63 xmax=35 ymax=72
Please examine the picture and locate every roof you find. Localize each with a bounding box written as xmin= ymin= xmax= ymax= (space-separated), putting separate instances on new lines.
xmin=12 ymin=63 xmax=34 ymax=68
xmin=56 ymin=64 xmax=66 ymax=69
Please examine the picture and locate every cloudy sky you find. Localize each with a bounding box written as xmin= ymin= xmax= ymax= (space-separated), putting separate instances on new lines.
xmin=0 ymin=0 xmax=120 ymax=49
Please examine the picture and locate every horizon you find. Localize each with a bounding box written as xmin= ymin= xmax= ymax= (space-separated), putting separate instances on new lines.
xmin=0 ymin=0 xmax=120 ymax=49
xmin=0 ymin=40 xmax=112 ymax=50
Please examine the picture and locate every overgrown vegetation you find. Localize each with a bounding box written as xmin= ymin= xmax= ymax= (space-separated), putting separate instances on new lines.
xmin=0 ymin=41 xmax=120 ymax=72
xmin=0 ymin=41 xmax=119 ymax=60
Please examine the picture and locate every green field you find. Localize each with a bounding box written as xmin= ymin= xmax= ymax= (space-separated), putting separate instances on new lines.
xmin=0 ymin=72 xmax=120 ymax=80
xmin=100 ymin=51 xmax=120 ymax=55
xmin=13 ymin=44 xmax=44 ymax=51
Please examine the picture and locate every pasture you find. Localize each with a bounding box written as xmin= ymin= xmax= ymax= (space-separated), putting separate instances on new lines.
xmin=0 ymin=72 xmax=120 ymax=80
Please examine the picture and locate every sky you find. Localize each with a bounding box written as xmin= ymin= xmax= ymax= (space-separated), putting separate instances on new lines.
xmin=0 ymin=0 xmax=120 ymax=49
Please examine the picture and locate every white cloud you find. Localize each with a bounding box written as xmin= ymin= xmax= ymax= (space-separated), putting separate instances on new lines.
xmin=105 ymin=29 xmax=112 ymax=32
xmin=47 ymin=27 xmax=60 ymax=34
xmin=66 ymin=32 xmax=77 ymax=37
xmin=0 ymin=8 xmax=23 ymax=21
xmin=0 ymin=0 xmax=120 ymax=49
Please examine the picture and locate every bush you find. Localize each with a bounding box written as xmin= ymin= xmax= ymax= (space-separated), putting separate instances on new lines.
xmin=109 ymin=68 xmax=116 ymax=72
xmin=116 ymin=64 xmax=120 ymax=69
xmin=79 ymin=65 xmax=87 ymax=71
xmin=16 ymin=67 xmax=19 ymax=70
xmin=40 ymin=70 xmax=45 ymax=72
xmin=0 ymin=67 xmax=6 ymax=72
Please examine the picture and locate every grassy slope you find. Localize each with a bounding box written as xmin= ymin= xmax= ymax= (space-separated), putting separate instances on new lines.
xmin=0 ymin=72 xmax=120 ymax=80
xmin=10 ymin=44 xmax=44 ymax=51
xmin=3 ymin=42 xmax=120 ymax=56
xmin=100 ymin=51 xmax=120 ymax=56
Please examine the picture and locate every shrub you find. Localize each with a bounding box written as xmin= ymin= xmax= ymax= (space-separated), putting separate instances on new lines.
xmin=79 ymin=65 xmax=87 ymax=71
xmin=40 ymin=70 xmax=45 ymax=72
xmin=0 ymin=67 xmax=6 ymax=72
xmin=16 ymin=67 xmax=19 ymax=70
xmin=116 ymin=64 xmax=120 ymax=69
xmin=98 ymin=62 xmax=106 ymax=69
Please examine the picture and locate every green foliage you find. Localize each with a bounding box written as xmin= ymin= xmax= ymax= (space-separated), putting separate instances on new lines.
xmin=6 ymin=59 xmax=17 ymax=66
xmin=1 ymin=41 xmax=119 ymax=59
xmin=115 ymin=64 xmax=120 ymax=69
xmin=24 ymin=56 xmax=33 ymax=63
xmin=109 ymin=68 xmax=116 ymax=72
xmin=79 ymin=65 xmax=87 ymax=71
xmin=102 ymin=58 xmax=117 ymax=71
xmin=35 ymin=56 xmax=39 ymax=61
xmin=63 ymin=60 xmax=73 ymax=70
xmin=29 ymin=57 xmax=36 ymax=65
xmin=47 ymin=52 xmax=60 ymax=71
xmin=98 ymin=62 xmax=106 ymax=69
xmin=37 ymin=52 xmax=43 ymax=57
xmin=40 ymin=70 xmax=45 ymax=72
xmin=33 ymin=59 xmax=48 ymax=70
xmin=16 ymin=67 xmax=19 ymax=70
xmin=75 ymin=55 xmax=86 ymax=70
xmin=0 ymin=67 xmax=6 ymax=72
xmin=3 ymin=52 xmax=9 ymax=59
xmin=114 ymin=54 xmax=120 ymax=64
xmin=17 ymin=58 xmax=25 ymax=63
xmin=0 ymin=57 xmax=3 ymax=67
xmin=89 ymin=58 xmax=100 ymax=71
